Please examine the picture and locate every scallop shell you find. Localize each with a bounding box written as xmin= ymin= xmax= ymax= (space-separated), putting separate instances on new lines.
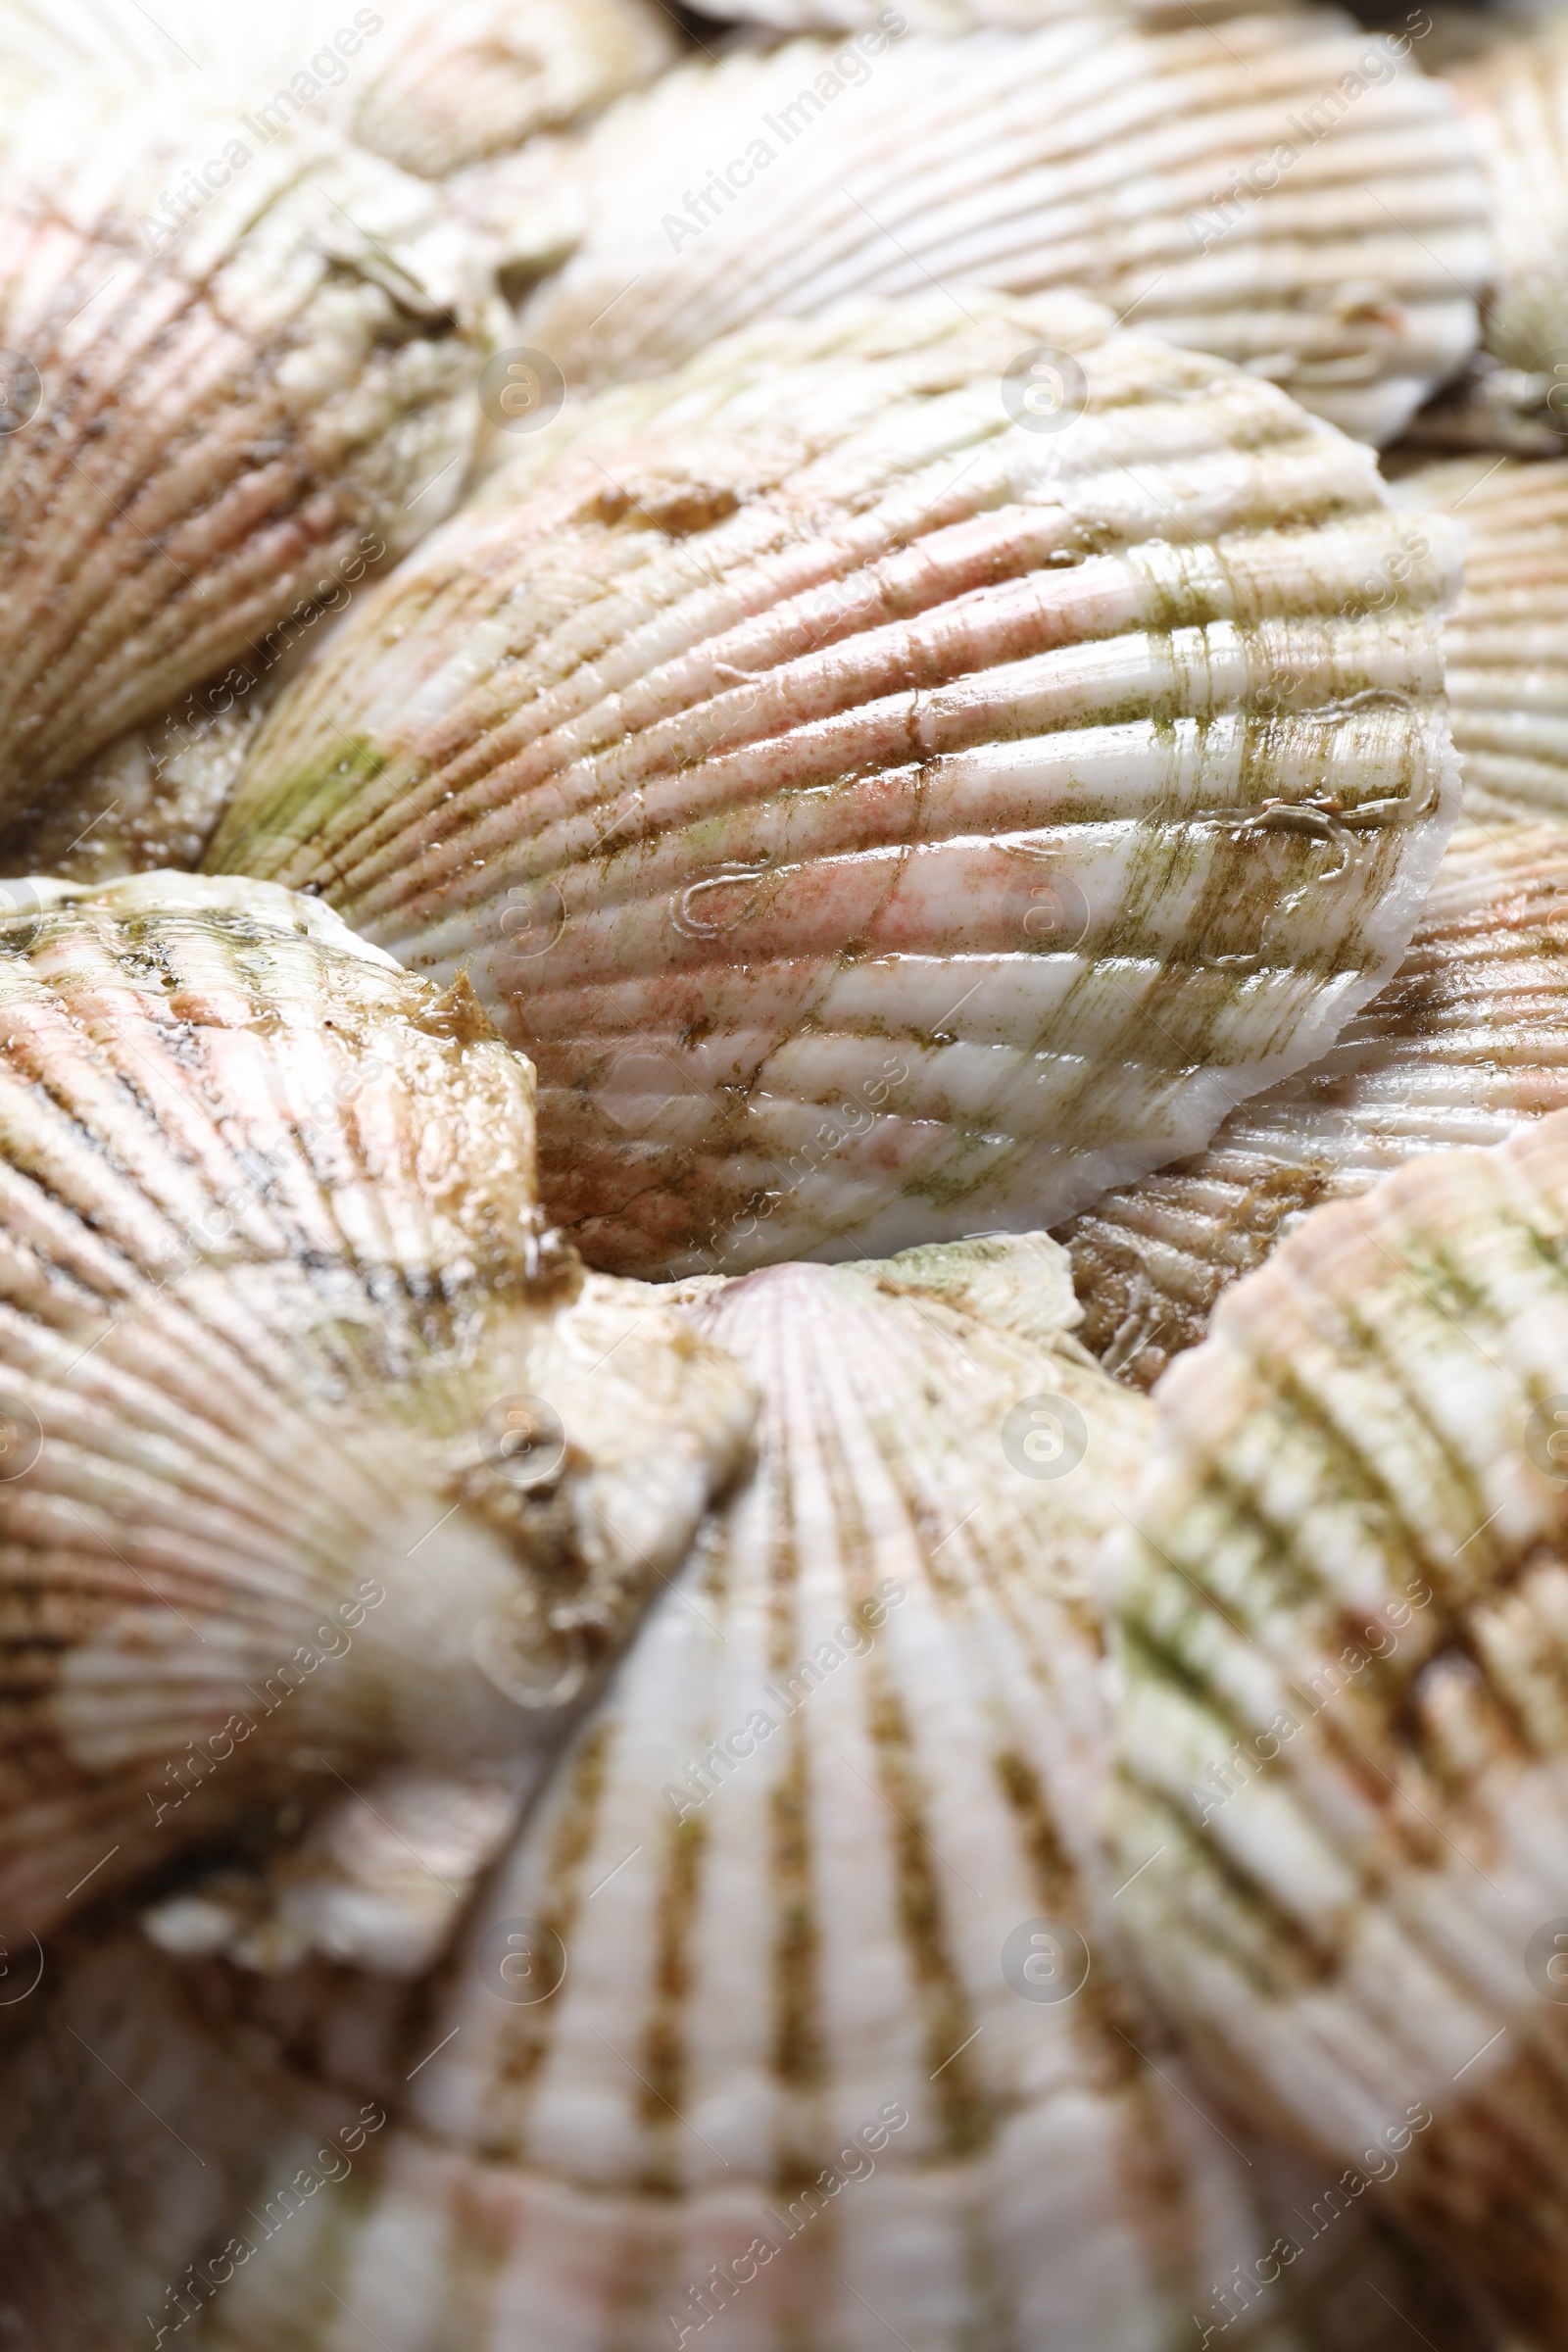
xmin=0 ymin=1244 xmax=1491 ymax=2352
xmin=0 ymin=869 xmax=754 ymax=1950
xmin=1389 ymin=454 xmax=1568 ymax=823
xmin=1103 ymin=1104 xmax=1568 ymax=2345
xmin=514 ymin=12 xmax=1492 ymax=446
xmin=0 ymin=0 xmax=677 ymax=182
xmin=205 ymin=292 xmax=1461 ymax=1280
xmin=0 ymin=82 xmax=499 ymax=820
xmin=1060 ymin=815 xmax=1568 ymax=1386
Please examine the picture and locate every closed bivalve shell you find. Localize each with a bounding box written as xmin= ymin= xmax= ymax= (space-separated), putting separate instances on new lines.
xmin=0 ymin=870 xmax=754 ymax=1948
xmin=515 ymin=12 xmax=1492 ymax=446
xmin=208 ymin=294 xmax=1462 ymax=1279
xmin=24 ymin=1243 xmax=1487 ymax=2352
xmin=1103 ymin=1105 xmax=1568 ymax=2345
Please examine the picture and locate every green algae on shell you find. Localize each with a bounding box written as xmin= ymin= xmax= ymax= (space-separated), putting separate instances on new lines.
xmin=0 ymin=869 xmax=754 ymax=1951
xmin=9 ymin=1237 xmax=1489 ymax=2352
xmin=1103 ymin=1104 xmax=1568 ymax=2346
xmin=208 ymin=292 xmax=1461 ymax=1279
xmin=1060 ymin=817 xmax=1568 ymax=1387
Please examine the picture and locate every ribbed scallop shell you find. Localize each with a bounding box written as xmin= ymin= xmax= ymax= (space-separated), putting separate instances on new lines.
xmin=1103 ymin=1105 xmax=1568 ymax=2345
xmin=0 ymin=0 xmax=677 ymax=181
xmin=3 ymin=1245 xmax=1488 ymax=2352
xmin=514 ymin=12 xmax=1492 ymax=446
xmin=0 ymin=83 xmax=498 ymax=820
xmin=207 ymin=294 xmax=1461 ymax=1279
xmin=1389 ymin=454 xmax=1568 ymax=822
xmin=0 ymin=870 xmax=754 ymax=1949
xmin=1452 ymin=21 xmax=1568 ymax=379
xmin=1060 ymin=816 xmax=1568 ymax=1386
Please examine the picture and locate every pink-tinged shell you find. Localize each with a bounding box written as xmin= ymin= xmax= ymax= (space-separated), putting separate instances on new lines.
xmin=207 ymin=295 xmax=1462 ymax=1279
xmin=515 ymin=13 xmax=1492 ymax=446
xmin=0 ymin=1245 xmax=1490 ymax=2351
xmin=1104 ymin=1104 xmax=1568 ymax=2346
xmin=1060 ymin=817 xmax=1568 ymax=1386
xmin=0 ymin=870 xmax=754 ymax=1948
xmin=0 ymin=85 xmax=498 ymax=822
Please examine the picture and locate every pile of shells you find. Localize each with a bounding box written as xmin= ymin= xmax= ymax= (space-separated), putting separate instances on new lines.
xmin=12 ymin=1 xmax=1568 ymax=2347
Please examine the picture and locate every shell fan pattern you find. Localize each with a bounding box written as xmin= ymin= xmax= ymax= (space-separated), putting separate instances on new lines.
xmin=1060 ymin=817 xmax=1568 ymax=1387
xmin=209 ymin=294 xmax=1462 ymax=1279
xmin=0 ymin=1240 xmax=1495 ymax=2352
xmin=0 ymin=870 xmax=754 ymax=1955
xmin=516 ymin=8 xmax=1493 ymax=447
xmin=1105 ymin=1106 xmax=1568 ymax=2343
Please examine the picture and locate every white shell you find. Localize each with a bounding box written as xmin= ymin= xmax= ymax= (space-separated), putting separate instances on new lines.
xmin=1 ymin=1241 xmax=1489 ymax=2351
xmin=1103 ymin=1105 xmax=1568 ymax=2345
xmin=0 ymin=870 xmax=754 ymax=1946
xmin=515 ymin=13 xmax=1492 ymax=446
xmin=0 ymin=0 xmax=678 ymax=181
xmin=0 ymin=83 xmax=499 ymax=818
xmin=207 ymin=293 xmax=1461 ymax=1279
xmin=1060 ymin=815 xmax=1568 ymax=1384
xmin=1391 ymin=454 xmax=1568 ymax=822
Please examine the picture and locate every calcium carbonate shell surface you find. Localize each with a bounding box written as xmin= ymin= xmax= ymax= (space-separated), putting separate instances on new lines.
xmin=0 ymin=85 xmax=497 ymax=820
xmin=1390 ymin=455 xmax=1568 ymax=821
xmin=1104 ymin=1106 xmax=1568 ymax=2344
xmin=10 ymin=1244 xmax=1487 ymax=2352
xmin=0 ymin=0 xmax=677 ymax=181
xmin=1060 ymin=817 xmax=1568 ymax=1386
xmin=208 ymin=293 xmax=1461 ymax=1279
xmin=0 ymin=869 xmax=754 ymax=1949
xmin=515 ymin=11 xmax=1491 ymax=446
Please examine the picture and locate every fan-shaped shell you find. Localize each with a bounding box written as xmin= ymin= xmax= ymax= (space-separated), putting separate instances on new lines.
xmin=1060 ymin=816 xmax=1568 ymax=1386
xmin=1103 ymin=1104 xmax=1568 ymax=2345
xmin=206 ymin=293 xmax=1461 ymax=1279
xmin=0 ymin=0 xmax=677 ymax=182
xmin=0 ymin=869 xmax=754 ymax=1949
xmin=514 ymin=12 xmax=1491 ymax=446
xmin=1388 ymin=454 xmax=1568 ymax=822
xmin=1 ymin=1243 xmax=1490 ymax=2352
xmin=0 ymin=83 xmax=500 ymax=822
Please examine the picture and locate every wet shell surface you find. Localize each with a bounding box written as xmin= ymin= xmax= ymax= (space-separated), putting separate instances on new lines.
xmin=514 ymin=12 xmax=1492 ymax=447
xmin=0 ymin=82 xmax=498 ymax=824
xmin=206 ymin=293 xmax=1461 ymax=1280
xmin=0 ymin=869 xmax=754 ymax=1953
xmin=0 ymin=1242 xmax=1491 ymax=2352
xmin=1103 ymin=1104 xmax=1568 ymax=2344
xmin=1389 ymin=454 xmax=1568 ymax=823
xmin=0 ymin=0 xmax=677 ymax=181
xmin=1060 ymin=817 xmax=1568 ymax=1387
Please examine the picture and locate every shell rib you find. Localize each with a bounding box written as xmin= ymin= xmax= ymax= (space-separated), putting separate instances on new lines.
xmin=0 ymin=84 xmax=499 ymax=821
xmin=1060 ymin=816 xmax=1568 ymax=1386
xmin=207 ymin=293 xmax=1461 ymax=1279
xmin=4 ymin=1242 xmax=1486 ymax=2352
xmin=1103 ymin=1104 xmax=1568 ymax=2346
xmin=0 ymin=0 xmax=677 ymax=181
xmin=1389 ymin=455 xmax=1568 ymax=823
xmin=0 ymin=870 xmax=754 ymax=1948
xmin=514 ymin=11 xmax=1492 ymax=446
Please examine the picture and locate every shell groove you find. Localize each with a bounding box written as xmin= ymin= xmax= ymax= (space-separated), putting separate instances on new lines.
xmin=1103 ymin=1105 xmax=1568 ymax=2344
xmin=0 ymin=84 xmax=498 ymax=822
xmin=1060 ymin=816 xmax=1568 ymax=1386
xmin=0 ymin=870 xmax=754 ymax=1949
xmin=515 ymin=11 xmax=1491 ymax=446
xmin=1390 ymin=455 xmax=1568 ymax=823
xmin=0 ymin=0 xmax=677 ymax=181
xmin=207 ymin=294 xmax=1461 ymax=1279
xmin=1 ymin=1244 xmax=1489 ymax=2352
